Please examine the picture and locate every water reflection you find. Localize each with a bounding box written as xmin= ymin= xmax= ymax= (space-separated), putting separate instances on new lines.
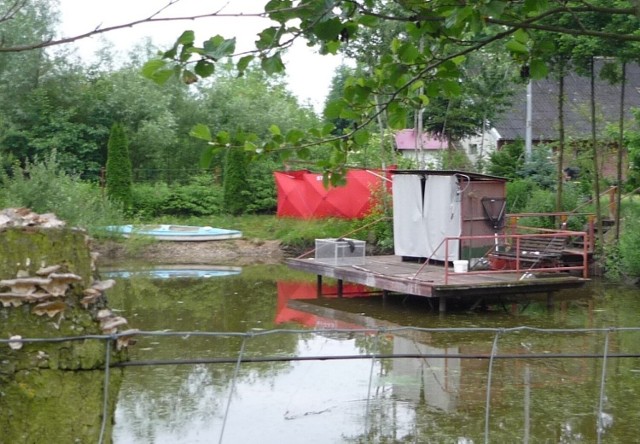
xmin=105 ymin=265 xmax=640 ymax=443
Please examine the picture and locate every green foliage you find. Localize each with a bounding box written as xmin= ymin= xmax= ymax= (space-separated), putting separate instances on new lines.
xmin=518 ymin=145 xmax=557 ymax=189
xmin=623 ymin=109 xmax=640 ymax=192
xmin=245 ymin=160 xmax=277 ymax=214
xmin=223 ymin=147 xmax=251 ymax=215
xmin=351 ymin=183 xmax=394 ymax=253
xmin=617 ymin=202 xmax=640 ymax=278
xmin=515 ymin=182 xmax=583 ymax=229
xmin=131 ymin=176 xmax=223 ymax=218
xmin=106 ymin=123 xmax=133 ymax=210
xmin=163 ymin=180 xmax=223 ymax=217
xmin=488 ymin=141 xmax=524 ymax=179
xmin=130 ymin=182 xmax=172 ymax=218
xmin=505 ymin=179 xmax=536 ymax=213
xmin=0 ymin=153 xmax=124 ymax=231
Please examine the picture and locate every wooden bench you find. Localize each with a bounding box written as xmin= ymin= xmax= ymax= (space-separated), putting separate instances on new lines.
xmin=489 ymin=236 xmax=568 ymax=268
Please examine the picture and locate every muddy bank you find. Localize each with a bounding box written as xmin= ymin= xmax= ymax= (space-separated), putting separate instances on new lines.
xmin=92 ymin=238 xmax=288 ymax=266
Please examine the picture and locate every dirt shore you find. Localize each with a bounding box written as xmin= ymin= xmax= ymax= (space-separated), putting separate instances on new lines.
xmin=92 ymin=238 xmax=287 ymax=266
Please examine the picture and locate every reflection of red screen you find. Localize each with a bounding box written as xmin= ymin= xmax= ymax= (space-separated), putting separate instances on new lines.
xmin=275 ymin=281 xmax=370 ymax=328
xmin=274 ymin=169 xmax=390 ymax=219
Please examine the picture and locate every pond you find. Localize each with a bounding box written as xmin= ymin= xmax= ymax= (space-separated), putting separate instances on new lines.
xmin=102 ymin=264 xmax=640 ymax=443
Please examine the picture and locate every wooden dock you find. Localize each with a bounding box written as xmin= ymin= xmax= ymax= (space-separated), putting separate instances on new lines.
xmin=286 ymin=255 xmax=588 ymax=312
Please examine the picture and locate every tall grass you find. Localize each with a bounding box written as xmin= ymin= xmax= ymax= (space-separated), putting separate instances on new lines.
xmin=0 ymin=153 xmax=125 ymax=233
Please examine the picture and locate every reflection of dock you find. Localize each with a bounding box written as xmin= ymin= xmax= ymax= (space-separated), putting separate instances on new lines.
xmin=286 ymin=255 xmax=587 ymax=312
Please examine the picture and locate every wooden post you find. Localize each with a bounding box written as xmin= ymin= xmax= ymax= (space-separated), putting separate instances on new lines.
xmin=337 ymin=279 xmax=344 ymax=298
xmin=316 ymin=275 xmax=323 ymax=297
xmin=546 ymin=292 xmax=554 ymax=309
xmin=439 ymin=296 xmax=447 ymax=313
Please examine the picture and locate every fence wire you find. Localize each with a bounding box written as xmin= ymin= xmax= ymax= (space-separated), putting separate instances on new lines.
xmin=3 ymin=325 xmax=640 ymax=444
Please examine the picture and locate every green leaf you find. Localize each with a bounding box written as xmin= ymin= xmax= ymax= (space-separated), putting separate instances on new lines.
xmin=353 ymin=130 xmax=369 ymax=146
xmin=237 ymin=55 xmax=254 ymax=73
xmin=387 ymin=103 xmax=408 ymax=129
xmin=440 ymin=79 xmax=461 ymax=96
xmin=529 ymin=59 xmax=548 ymax=79
xmin=506 ymin=39 xmax=529 ymax=54
xmin=524 ymin=0 xmax=547 ymax=15
xmin=297 ymin=147 xmax=311 ymax=159
xmin=285 ymin=129 xmax=305 ymax=144
xmin=216 ymin=131 xmax=230 ymax=145
xmin=256 ymin=27 xmax=280 ymax=50
xmin=398 ymin=43 xmax=420 ymax=64
xmin=194 ymin=60 xmax=215 ymax=77
xmin=189 ymin=124 xmax=212 ymax=141
xmin=244 ymin=141 xmax=258 ymax=152
xmin=261 ymin=53 xmax=285 ymax=75
xmin=176 ymin=30 xmax=195 ymax=46
xmin=324 ymin=99 xmax=344 ymax=119
xmin=391 ymin=38 xmax=402 ymax=54
xmin=483 ymin=0 xmax=506 ymax=16
xmin=141 ymin=59 xmax=167 ymax=79
xmin=358 ymin=15 xmax=378 ymax=27
xmin=321 ymin=123 xmax=336 ymax=136
xmin=313 ymin=18 xmax=343 ymax=40
xmin=199 ymin=147 xmax=217 ymax=168
xmin=513 ymin=28 xmax=530 ymax=44
xmin=203 ymin=35 xmax=237 ymax=60
xmin=269 ymin=125 xmax=281 ymax=136
xmin=409 ymin=79 xmax=424 ymax=92
xmin=324 ymin=40 xmax=341 ymax=54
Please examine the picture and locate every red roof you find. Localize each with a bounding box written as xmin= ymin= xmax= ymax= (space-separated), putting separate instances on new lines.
xmin=394 ymin=129 xmax=446 ymax=150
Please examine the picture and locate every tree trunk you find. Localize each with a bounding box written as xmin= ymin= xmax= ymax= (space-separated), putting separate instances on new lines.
xmin=590 ymin=58 xmax=604 ymax=254
xmin=556 ymin=65 xmax=565 ymax=214
xmin=615 ymin=62 xmax=626 ymax=241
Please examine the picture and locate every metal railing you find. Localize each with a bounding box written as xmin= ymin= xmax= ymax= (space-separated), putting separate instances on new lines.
xmin=2 ymin=325 xmax=638 ymax=444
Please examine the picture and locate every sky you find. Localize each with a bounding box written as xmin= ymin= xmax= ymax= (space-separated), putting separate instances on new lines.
xmin=56 ymin=0 xmax=343 ymax=112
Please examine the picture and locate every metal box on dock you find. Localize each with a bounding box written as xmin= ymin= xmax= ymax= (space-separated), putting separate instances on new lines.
xmin=315 ymin=238 xmax=365 ymax=266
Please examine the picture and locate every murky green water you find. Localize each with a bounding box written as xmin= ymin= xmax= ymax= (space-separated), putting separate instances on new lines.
xmin=101 ymin=264 xmax=640 ymax=444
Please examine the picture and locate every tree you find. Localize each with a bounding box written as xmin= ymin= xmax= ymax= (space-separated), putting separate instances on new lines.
xmin=137 ymin=1 xmax=640 ymax=183
xmin=222 ymin=146 xmax=250 ymax=215
xmin=106 ymin=123 xmax=133 ymax=210
xmin=2 ymin=1 xmax=640 ymax=182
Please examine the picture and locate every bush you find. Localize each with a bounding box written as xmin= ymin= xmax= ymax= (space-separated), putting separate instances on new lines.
xmin=506 ymin=179 xmax=536 ymax=213
xmin=352 ymin=183 xmax=394 ymax=253
xmin=618 ymin=204 xmax=640 ymax=277
xmin=131 ymin=183 xmax=172 ymax=218
xmin=131 ymin=176 xmax=223 ymax=218
xmin=0 ymin=153 xmax=124 ymax=231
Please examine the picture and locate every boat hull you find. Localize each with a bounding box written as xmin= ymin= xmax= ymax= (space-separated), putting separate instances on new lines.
xmin=104 ymin=225 xmax=242 ymax=241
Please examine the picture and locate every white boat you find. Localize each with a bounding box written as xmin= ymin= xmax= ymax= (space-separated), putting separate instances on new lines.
xmin=104 ymin=224 xmax=242 ymax=241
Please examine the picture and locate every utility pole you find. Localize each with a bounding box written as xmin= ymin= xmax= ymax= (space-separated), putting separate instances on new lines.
xmin=525 ymin=80 xmax=532 ymax=161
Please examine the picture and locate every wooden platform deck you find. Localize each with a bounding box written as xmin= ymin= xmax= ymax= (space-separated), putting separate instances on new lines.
xmin=286 ymin=255 xmax=588 ymax=312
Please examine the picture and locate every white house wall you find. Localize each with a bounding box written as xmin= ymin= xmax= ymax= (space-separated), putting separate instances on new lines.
xmin=459 ymin=127 xmax=501 ymax=165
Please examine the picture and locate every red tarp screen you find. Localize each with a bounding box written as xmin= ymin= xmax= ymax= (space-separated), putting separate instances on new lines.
xmin=274 ymin=169 xmax=385 ymax=219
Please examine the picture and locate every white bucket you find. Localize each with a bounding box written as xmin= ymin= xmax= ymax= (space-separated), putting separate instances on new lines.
xmin=453 ymin=260 xmax=469 ymax=273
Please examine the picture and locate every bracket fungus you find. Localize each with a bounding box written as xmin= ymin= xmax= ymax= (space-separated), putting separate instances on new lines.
xmin=0 ymin=277 xmax=52 ymax=295
xmin=100 ymin=316 xmax=128 ymax=334
xmin=32 ymin=300 xmax=66 ymax=318
xmin=40 ymin=273 xmax=82 ymax=297
xmin=35 ymin=265 xmax=62 ymax=276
